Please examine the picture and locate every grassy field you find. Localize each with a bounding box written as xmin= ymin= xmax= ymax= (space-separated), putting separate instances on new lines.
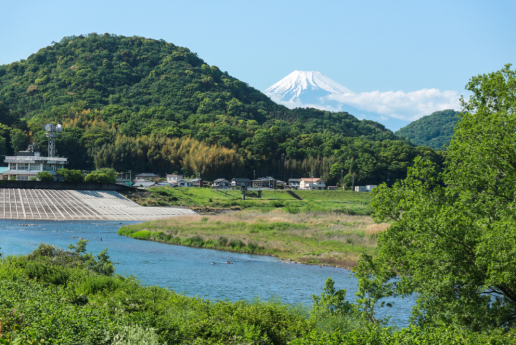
xmin=118 ymin=208 xmax=387 ymax=270
xmin=123 ymin=187 xmax=374 ymax=215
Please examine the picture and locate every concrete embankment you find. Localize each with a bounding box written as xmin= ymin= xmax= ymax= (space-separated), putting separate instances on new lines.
xmin=0 ymin=189 xmax=197 ymax=221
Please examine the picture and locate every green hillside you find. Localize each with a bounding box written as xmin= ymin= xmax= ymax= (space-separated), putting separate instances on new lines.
xmin=0 ymin=33 xmax=442 ymax=185
xmin=395 ymin=109 xmax=460 ymax=149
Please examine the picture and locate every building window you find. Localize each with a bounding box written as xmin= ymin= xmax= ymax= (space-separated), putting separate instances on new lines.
xmin=17 ymin=163 xmax=29 ymax=171
xmin=29 ymin=164 xmax=41 ymax=171
xmin=17 ymin=175 xmax=29 ymax=181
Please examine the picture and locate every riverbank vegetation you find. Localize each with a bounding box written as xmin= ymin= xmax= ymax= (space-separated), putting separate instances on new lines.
xmin=124 ymin=188 xmax=374 ymax=215
xmin=118 ymin=210 xmax=383 ymax=269
xmin=1 ymin=241 xmax=514 ymax=344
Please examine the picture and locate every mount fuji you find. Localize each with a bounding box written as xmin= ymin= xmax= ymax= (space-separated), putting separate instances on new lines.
xmin=264 ymin=71 xmax=411 ymax=131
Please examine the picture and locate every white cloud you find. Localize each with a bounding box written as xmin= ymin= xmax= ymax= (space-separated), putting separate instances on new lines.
xmin=326 ymin=89 xmax=461 ymax=121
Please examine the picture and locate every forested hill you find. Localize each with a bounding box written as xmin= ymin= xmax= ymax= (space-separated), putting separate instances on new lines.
xmin=395 ymin=110 xmax=460 ymax=149
xmin=0 ymin=33 xmax=441 ymax=185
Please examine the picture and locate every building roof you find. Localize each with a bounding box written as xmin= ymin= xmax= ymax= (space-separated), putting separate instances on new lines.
xmin=183 ymin=178 xmax=202 ymax=183
xmin=167 ymin=174 xmax=184 ymax=177
xmin=136 ymin=173 xmax=160 ymax=177
xmin=213 ymin=178 xmax=229 ymax=183
xmin=253 ymin=177 xmax=275 ymax=181
xmin=288 ymin=178 xmax=300 ymax=182
xmin=300 ymin=178 xmax=323 ymax=182
xmin=232 ymin=178 xmax=252 ymax=182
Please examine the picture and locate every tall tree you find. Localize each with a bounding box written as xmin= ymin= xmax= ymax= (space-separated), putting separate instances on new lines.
xmin=360 ymin=65 xmax=516 ymax=330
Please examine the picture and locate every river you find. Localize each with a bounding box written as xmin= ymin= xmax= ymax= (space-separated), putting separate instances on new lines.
xmin=0 ymin=219 xmax=416 ymax=327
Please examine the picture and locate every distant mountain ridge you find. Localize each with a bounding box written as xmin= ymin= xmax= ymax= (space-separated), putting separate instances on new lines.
xmin=395 ymin=109 xmax=460 ymax=149
xmin=0 ymin=33 xmax=430 ymax=184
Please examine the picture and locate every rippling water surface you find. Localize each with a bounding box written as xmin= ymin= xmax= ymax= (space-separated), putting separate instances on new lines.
xmin=0 ymin=219 xmax=415 ymax=327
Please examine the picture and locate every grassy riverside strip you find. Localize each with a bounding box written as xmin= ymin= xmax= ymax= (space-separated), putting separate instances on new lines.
xmin=118 ymin=209 xmax=386 ymax=269
xmin=123 ymin=188 xmax=374 ymax=215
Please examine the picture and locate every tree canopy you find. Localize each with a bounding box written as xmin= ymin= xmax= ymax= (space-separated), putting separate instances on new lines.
xmin=395 ymin=109 xmax=460 ymax=149
xmin=362 ymin=65 xmax=516 ymax=330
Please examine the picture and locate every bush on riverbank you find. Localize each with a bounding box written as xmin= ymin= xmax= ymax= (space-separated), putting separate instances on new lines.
xmin=2 ymin=242 xmax=515 ymax=344
xmin=0 ymin=242 xmax=317 ymax=344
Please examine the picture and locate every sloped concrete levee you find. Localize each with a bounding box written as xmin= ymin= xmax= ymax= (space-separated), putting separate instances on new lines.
xmin=0 ymin=189 xmax=197 ymax=221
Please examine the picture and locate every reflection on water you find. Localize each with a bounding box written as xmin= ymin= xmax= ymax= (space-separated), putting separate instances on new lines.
xmin=0 ymin=219 xmax=415 ymax=327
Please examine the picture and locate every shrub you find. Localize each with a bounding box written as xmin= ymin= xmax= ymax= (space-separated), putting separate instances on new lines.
xmin=110 ymin=325 xmax=160 ymax=345
xmin=218 ymin=236 xmax=228 ymax=247
xmin=131 ymin=231 xmax=152 ymax=240
xmin=285 ymin=206 xmax=299 ymax=214
xmin=229 ymin=239 xmax=245 ymax=249
xmin=37 ymin=171 xmax=54 ymax=181
xmin=269 ymin=201 xmax=285 ymax=208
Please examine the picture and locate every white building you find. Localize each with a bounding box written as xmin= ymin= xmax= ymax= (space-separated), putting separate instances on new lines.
xmin=132 ymin=178 xmax=156 ymax=188
xmin=366 ymin=185 xmax=378 ymax=192
xmin=299 ymin=178 xmax=325 ymax=190
xmin=166 ymin=174 xmax=184 ymax=186
xmin=3 ymin=148 xmax=68 ymax=181
xmin=354 ymin=186 xmax=367 ymax=192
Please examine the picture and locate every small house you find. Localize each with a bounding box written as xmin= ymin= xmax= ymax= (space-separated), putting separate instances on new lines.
xmin=275 ymin=180 xmax=287 ymax=189
xmin=300 ymin=178 xmax=325 ymax=190
xmin=135 ymin=173 xmax=160 ymax=181
xmin=183 ymin=178 xmax=202 ymax=187
xmin=231 ymin=178 xmax=252 ymax=187
xmin=167 ymin=174 xmax=184 ymax=186
xmin=288 ymin=178 xmax=300 ymax=189
xmin=354 ymin=186 xmax=367 ymax=192
xmin=252 ymin=177 xmax=276 ymax=188
xmin=212 ymin=178 xmax=230 ymax=188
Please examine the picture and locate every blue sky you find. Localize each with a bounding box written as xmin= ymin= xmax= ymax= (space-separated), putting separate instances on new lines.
xmin=0 ymin=0 xmax=514 ymax=124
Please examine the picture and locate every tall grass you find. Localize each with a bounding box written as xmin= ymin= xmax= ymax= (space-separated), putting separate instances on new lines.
xmin=118 ymin=209 xmax=386 ymax=269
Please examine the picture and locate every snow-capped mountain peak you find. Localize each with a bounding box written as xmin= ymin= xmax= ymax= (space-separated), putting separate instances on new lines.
xmin=264 ymin=71 xmax=352 ymax=102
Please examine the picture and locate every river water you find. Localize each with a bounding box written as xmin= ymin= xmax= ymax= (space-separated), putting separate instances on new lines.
xmin=0 ymin=219 xmax=415 ymax=327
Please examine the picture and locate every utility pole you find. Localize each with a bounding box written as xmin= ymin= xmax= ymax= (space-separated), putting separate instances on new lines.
xmin=341 ymin=169 xmax=344 ymax=192
xmin=253 ymin=170 xmax=255 ymax=180
xmin=352 ymin=175 xmax=355 ymax=192
xmin=129 ymin=170 xmax=132 ymax=186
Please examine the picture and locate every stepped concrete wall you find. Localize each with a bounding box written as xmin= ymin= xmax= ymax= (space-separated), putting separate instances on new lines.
xmin=0 ymin=181 xmax=135 ymax=192
xmin=0 ymin=189 xmax=196 ymax=221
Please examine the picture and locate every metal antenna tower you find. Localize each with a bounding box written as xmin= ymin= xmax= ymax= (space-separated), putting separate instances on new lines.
xmin=45 ymin=124 xmax=62 ymax=157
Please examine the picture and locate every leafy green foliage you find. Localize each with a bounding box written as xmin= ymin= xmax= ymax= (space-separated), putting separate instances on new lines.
xmin=361 ymin=65 xmax=516 ymax=330
xmin=9 ymin=128 xmax=26 ymax=153
xmin=56 ymin=168 xmax=85 ymax=182
xmin=395 ymin=109 xmax=460 ymax=149
xmin=2 ymin=240 xmax=516 ymax=344
xmin=85 ymin=168 xmax=117 ymax=183
xmin=0 ymin=33 xmax=439 ymax=183
xmin=36 ymin=171 xmax=53 ymax=181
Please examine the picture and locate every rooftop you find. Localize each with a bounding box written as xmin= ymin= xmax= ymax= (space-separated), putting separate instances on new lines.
xmin=4 ymin=155 xmax=68 ymax=163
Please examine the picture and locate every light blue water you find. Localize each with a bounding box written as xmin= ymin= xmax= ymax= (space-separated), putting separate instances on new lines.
xmin=0 ymin=219 xmax=415 ymax=327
